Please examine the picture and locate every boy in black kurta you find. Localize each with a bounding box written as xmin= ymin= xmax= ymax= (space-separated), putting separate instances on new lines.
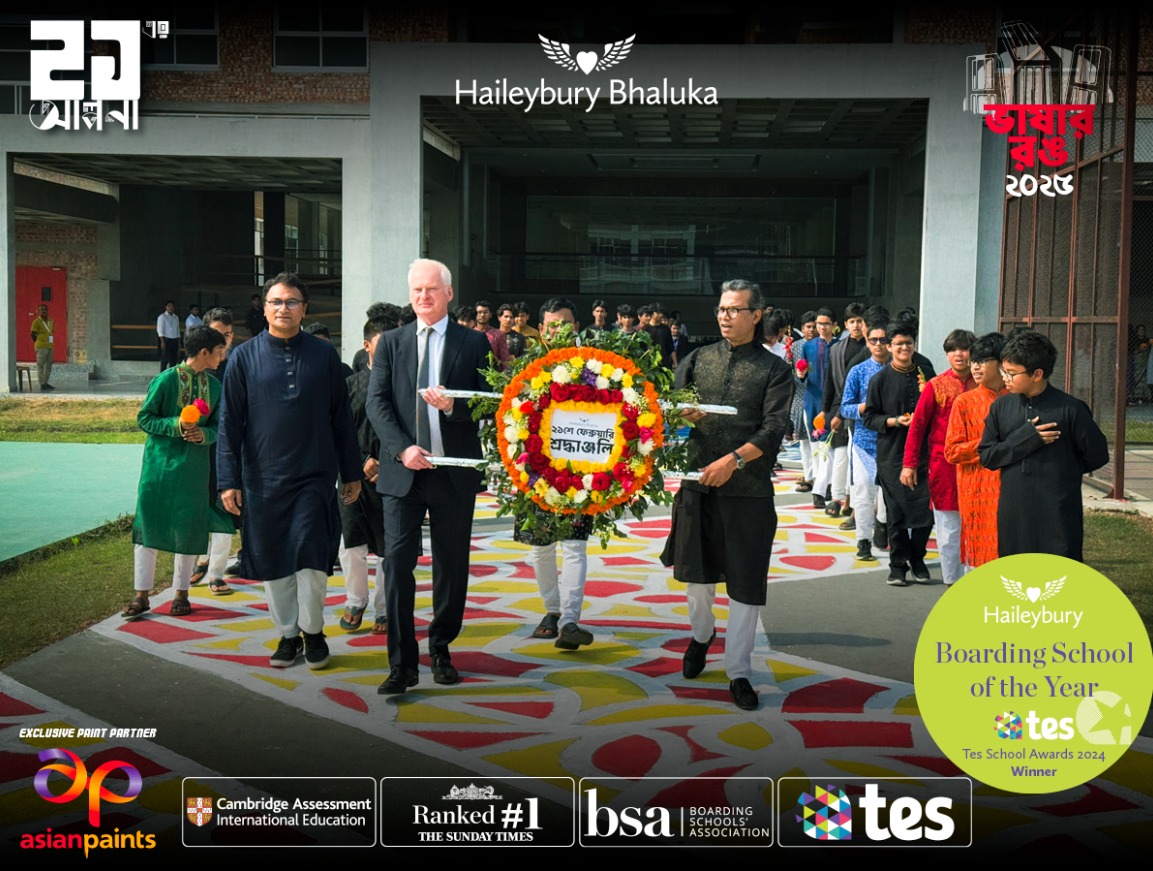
xmin=978 ymin=331 xmax=1108 ymax=561
xmin=861 ymin=320 xmax=937 ymax=586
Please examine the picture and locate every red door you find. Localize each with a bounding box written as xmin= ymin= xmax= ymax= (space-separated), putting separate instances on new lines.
xmin=16 ymin=267 xmax=67 ymax=363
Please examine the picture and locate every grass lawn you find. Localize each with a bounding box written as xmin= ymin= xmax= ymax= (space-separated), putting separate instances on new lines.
xmin=0 ymin=511 xmax=1149 ymax=670
xmin=0 ymin=397 xmax=144 ymax=443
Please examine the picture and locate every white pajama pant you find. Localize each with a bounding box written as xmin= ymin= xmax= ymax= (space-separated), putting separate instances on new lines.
xmin=686 ymin=584 xmax=761 ymax=681
xmin=933 ymin=509 xmax=964 ymax=585
xmin=830 ymin=444 xmax=849 ymax=502
xmin=199 ymin=532 xmax=231 ymax=580
xmin=849 ymin=447 xmax=887 ymax=543
xmin=264 ymin=569 xmax=329 ymax=638
xmin=799 ymin=438 xmax=814 ymax=481
xmin=530 ymin=539 xmax=588 ymax=629
xmin=134 ymin=545 xmax=196 ymax=592
xmin=339 ymin=540 xmax=388 ymax=617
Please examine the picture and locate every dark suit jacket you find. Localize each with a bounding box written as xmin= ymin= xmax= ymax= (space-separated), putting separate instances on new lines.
xmin=366 ymin=318 xmax=491 ymax=497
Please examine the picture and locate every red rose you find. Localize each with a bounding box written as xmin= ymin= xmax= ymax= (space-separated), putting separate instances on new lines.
xmin=622 ymin=404 xmax=639 ymax=420
xmin=551 ymin=383 xmax=571 ymax=402
xmin=639 ymin=426 xmax=654 ymax=442
xmin=592 ymin=472 xmax=613 ymax=491
xmin=795 ymin=358 xmax=809 ymax=373
xmin=579 ymin=384 xmax=596 ymax=402
xmin=620 ymin=444 xmax=633 ymax=459
xmin=596 ymin=389 xmax=612 ymax=404
xmin=526 ymin=434 xmax=543 ymax=453
xmin=621 ymin=421 xmax=640 ymax=440
xmin=520 ymin=401 xmax=534 ymax=414
xmin=539 ymin=392 xmax=551 ymax=408
xmin=555 ymin=473 xmax=571 ymax=492
xmin=543 ymin=467 xmax=558 ymax=485
xmin=571 ymin=476 xmax=584 ymax=491
xmin=610 ymin=389 xmax=623 ymax=403
xmin=528 ymin=413 xmax=542 ymax=430
xmin=530 ymin=453 xmax=549 ymax=472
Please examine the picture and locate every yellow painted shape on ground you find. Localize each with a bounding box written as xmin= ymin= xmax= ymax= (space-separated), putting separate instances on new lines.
xmin=197 ymin=637 xmax=247 ymax=650
xmin=428 ymin=684 xmax=549 ymax=698
xmin=1100 ymin=748 xmax=1153 ymax=795
xmin=545 ymin=670 xmax=646 ymax=710
xmin=598 ymin=603 xmax=661 ymax=618
xmin=457 ymin=622 xmax=523 ymax=642
xmin=221 ymin=618 xmax=276 ymax=633
xmin=519 ymin=642 xmax=638 ymax=665
xmin=415 ymin=596 xmax=433 ymax=609
xmin=894 ymin=693 xmax=919 ymax=716
xmin=587 ymin=704 xmax=732 ymax=725
xmin=470 ymin=581 xmax=538 ymax=594
xmin=483 ymin=738 xmax=578 ymax=777
xmin=765 ymin=658 xmax=819 ymax=682
xmin=18 ymin=720 xmax=106 ymax=749
xmin=717 ymin=721 xmax=773 ymax=750
xmin=804 ymin=545 xmax=855 ymax=553
xmin=323 ymin=653 xmax=391 ymax=673
xmin=254 ymin=674 xmax=299 ymax=690
xmin=394 ymin=701 xmax=505 ymax=725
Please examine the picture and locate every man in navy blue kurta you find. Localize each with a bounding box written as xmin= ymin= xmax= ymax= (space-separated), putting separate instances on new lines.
xmin=218 ymin=273 xmax=363 ymax=670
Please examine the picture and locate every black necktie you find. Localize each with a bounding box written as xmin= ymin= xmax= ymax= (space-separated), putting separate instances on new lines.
xmin=416 ymin=326 xmax=431 ymax=451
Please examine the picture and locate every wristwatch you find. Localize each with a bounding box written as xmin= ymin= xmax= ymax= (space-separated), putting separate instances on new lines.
xmin=730 ymin=451 xmax=745 ymax=469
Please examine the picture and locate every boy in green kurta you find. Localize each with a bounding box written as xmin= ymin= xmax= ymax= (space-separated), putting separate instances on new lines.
xmin=122 ymin=327 xmax=234 ymax=619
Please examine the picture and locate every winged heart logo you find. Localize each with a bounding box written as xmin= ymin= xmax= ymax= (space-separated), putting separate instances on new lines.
xmin=1002 ymin=575 xmax=1066 ymax=602
xmin=538 ymin=34 xmax=636 ymax=75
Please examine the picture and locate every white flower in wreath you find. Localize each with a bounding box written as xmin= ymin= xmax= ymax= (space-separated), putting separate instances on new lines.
xmin=573 ymin=488 xmax=589 ymax=503
xmin=621 ymin=387 xmax=639 ymax=406
xmin=503 ymin=426 xmax=520 ymax=444
xmin=638 ymin=440 xmax=654 ymax=456
xmin=503 ymin=412 xmax=517 ymax=427
xmin=552 ymin=365 xmax=571 ymax=384
xmin=582 ymin=473 xmax=594 ymax=490
xmin=595 ymin=375 xmax=610 ymax=390
xmin=612 ymin=367 xmax=624 ymax=381
xmin=544 ymin=487 xmax=563 ymax=507
xmin=506 ymin=443 xmax=519 ymax=459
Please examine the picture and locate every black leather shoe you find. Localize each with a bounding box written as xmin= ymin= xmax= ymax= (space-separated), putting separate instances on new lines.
xmin=555 ymin=622 xmax=594 ymax=650
xmin=682 ymin=631 xmax=715 ymax=679
xmin=378 ymin=666 xmax=419 ymax=694
xmin=730 ymin=678 xmax=759 ymax=710
xmin=431 ymin=653 xmax=460 ymax=685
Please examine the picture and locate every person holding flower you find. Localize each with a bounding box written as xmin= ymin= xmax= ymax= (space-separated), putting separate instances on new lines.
xmin=660 ymin=279 xmax=793 ymax=711
xmin=122 ymin=326 xmax=233 ymax=619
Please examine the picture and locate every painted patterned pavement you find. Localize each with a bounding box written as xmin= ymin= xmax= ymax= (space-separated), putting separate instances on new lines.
xmin=23 ymin=467 xmax=1138 ymax=852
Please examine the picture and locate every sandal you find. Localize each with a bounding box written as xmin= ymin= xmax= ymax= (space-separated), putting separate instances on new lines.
xmin=531 ymin=613 xmax=560 ymax=639
xmin=340 ymin=604 xmax=366 ymax=631
xmin=170 ymin=593 xmax=192 ymax=617
xmin=208 ymin=579 xmax=234 ymax=596
xmin=824 ymin=500 xmax=842 ymax=517
xmin=371 ymin=616 xmax=388 ymax=635
xmin=121 ymin=596 xmax=150 ymax=620
xmin=795 ymin=480 xmax=813 ymax=493
xmin=190 ymin=562 xmax=209 ymax=585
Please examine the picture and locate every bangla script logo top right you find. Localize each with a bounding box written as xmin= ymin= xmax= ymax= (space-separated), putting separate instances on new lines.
xmin=965 ymin=20 xmax=1110 ymax=198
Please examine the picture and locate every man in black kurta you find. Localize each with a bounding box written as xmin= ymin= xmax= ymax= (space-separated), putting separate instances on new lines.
xmin=218 ymin=273 xmax=363 ymax=670
xmin=660 ymin=280 xmax=793 ymax=711
xmin=861 ymin=321 xmax=937 ymax=586
xmin=978 ymin=331 xmax=1108 ymax=561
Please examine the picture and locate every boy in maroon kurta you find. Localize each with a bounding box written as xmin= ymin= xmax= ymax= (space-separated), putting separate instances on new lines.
xmin=901 ymin=329 xmax=975 ymax=585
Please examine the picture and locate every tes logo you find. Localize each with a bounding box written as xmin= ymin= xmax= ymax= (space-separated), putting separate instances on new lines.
xmin=996 ymin=710 xmax=1074 ymax=741
xmin=34 ymin=748 xmax=143 ymax=826
xmin=790 ymin=782 xmax=958 ymax=844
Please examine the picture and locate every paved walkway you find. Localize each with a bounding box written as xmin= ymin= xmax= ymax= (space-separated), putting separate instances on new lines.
xmin=0 ymin=445 xmax=1150 ymax=856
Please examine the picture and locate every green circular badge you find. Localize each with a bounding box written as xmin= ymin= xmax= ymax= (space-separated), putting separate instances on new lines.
xmin=914 ymin=554 xmax=1152 ymax=793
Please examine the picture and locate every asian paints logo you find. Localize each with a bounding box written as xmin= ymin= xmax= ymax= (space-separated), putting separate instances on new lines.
xmin=795 ymin=785 xmax=851 ymax=841
xmin=27 ymin=20 xmax=167 ymax=132
xmin=964 ymin=20 xmax=1110 ymax=197
xmin=34 ymin=747 xmax=143 ymax=826
xmin=455 ymin=33 xmax=718 ymax=114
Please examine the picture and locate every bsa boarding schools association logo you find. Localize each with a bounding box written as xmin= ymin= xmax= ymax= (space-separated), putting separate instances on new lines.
xmin=456 ymin=33 xmax=717 ymax=113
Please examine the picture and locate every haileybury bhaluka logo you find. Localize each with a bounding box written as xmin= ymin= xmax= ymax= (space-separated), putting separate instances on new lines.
xmin=455 ymin=33 xmax=718 ymax=113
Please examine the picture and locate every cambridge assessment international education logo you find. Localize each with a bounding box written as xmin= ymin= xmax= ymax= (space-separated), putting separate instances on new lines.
xmin=187 ymin=796 xmax=213 ymax=827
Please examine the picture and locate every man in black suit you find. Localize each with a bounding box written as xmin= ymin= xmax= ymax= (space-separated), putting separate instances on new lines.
xmin=366 ymin=258 xmax=492 ymax=694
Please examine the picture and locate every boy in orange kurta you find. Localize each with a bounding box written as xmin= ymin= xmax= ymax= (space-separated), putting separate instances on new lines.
xmin=944 ymin=332 xmax=1007 ymax=570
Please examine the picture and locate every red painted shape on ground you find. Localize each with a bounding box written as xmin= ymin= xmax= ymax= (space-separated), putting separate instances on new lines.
xmin=790 ymin=720 xmax=913 ymax=748
xmin=782 ymin=677 xmax=888 ymax=713
xmin=469 ymin=596 xmax=499 ymax=604
xmin=803 ymin=532 xmax=851 ymax=544
xmin=635 ymin=594 xmax=684 ymax=603
xmin=116 ymin=620 xmax=215 ymax=643
xmin=627 ymin=657 xmax=685 ymax=678
xmin=601 ymin=556 xmax=652 ymax=567
xmin=460 ymin=608 xmax=523 ymax=621
xmin=659 ymin=725 xmax=726 ymax=763
xmin=584 ymin=619 xmax=684 ymax=631
xmin=472 ymin=701 xmax=555 ymax=720
xmin=583 ymin=581 xmax=644 ymax=597
xmin=89 ymin=747 xmax=169 ymax=777
xmin=0 ymin=750 xmax=46 ymax=784
xmin=662 ymin=635 xmax=727 ymax=655
xmin=671 ymin=685 xmax=735 ymax=703
xmin=631 ymin=528 xmax=672 ymax=539
xmin=417 ymin=556 xmax=432 ymax=566
xmin=1034 ymin=783 xmax=1138 ymax=816
xmin=778 ymin=554 xmax=837 ymax=572
xmin=0 ymin=693 xmax=43 ymax=716
xmin=408 ymin=730 xmax=539 ymax=749
xmin=189 ymin=652 xmax=284 ymax=667
xmin=650 ymin=766 xmax=747 ymax=807
xmin=508 ymin=562 xmax=538 ymax=579
xmin=169 ymin=605 xmax=247 ymax=622
xmin=592 ymin=734 xmax=661 ymax=778
xmin=346 ymin=634 xmax=389 ymax=648
xmin=469 ymin=564 xmax=498 ymax=577
xmin=322 ymin=687 xmax=369 ymax=714
xmin=627 ymin=518 xmax=671 ymax=530
xmin=419 ymin=651 xmax=538 ymax=678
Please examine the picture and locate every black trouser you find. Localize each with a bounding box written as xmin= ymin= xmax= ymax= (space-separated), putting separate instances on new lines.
xmin=889 ymin=525 xmax=931 ymax=571
xmin=159 ymin=337 xmax=180 ymax=370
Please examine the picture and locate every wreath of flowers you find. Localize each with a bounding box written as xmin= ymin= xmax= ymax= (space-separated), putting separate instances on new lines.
xmin=474 ymin=326 xmax=694 ymax=545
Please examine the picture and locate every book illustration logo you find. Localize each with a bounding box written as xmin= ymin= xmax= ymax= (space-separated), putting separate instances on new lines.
xmin=34 ymin=748 xmax=143 ymax=826
xmin=995 ymin=711 xmax=1023 ymax=739
xmin=538 ymin=34 xmax=635 ymax=75
xmin=187 ymin=797 xmax=213 ymax=827
xmin=796 ymin=785 xmax=852 ymax=841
